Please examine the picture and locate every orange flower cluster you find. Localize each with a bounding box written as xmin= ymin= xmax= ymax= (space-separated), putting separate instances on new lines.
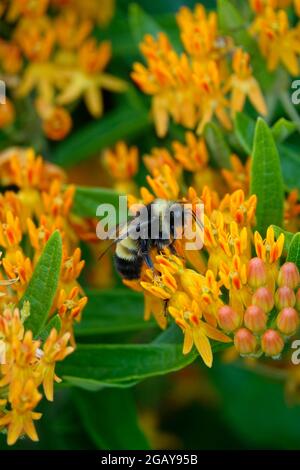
xmin=249 ymin=1 xmax=300 ymax=75
xmin=131 ymin=4 xmax=267 ymax=136
xmin=0 ymin=147 xmax=88 ymax=444
xmin=0 ymin=0 xmax=125 ymax=140
xmin=123 ymin=145 xmax=300 ymax=368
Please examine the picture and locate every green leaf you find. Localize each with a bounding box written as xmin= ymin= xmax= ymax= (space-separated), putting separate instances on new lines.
xmin=217 ymin=0 xmax=252 ymax=48
xmin=250 ymin=118 xmax=284 ymax=235
xmin=58 ymin=324 xmax=231 ymax=390
xmin=75 ymin=289 xmax=155 ymax=336
xmin=21 ymin=231 xmax=62 ymax=336
xmin=287 ymin=233 xmax=300 ymax=270
xmin=204 ymin=122 xmax=231 ymax=169
xmin=129 ymin=3 xmax=162 ymax=46
xmin=38 ymin=315 xmax=62 ymax=342
xmin=58 ymin=324 xmax=197 ymax=390
xmin=272 ymin=225 xmax=294 ymax=253
xmin=73 ymin=388 xmax=150 ymax=450
xmin=278 ymin=144 xmax=300 ymax=191
xmin=52 ymin=106 xmax=150 ymax=168
xmin=272 ymin=118 xmax=297 ymax=144
xmin=234 ymin=112 xmax=255 ymax=154
xmin=73 ymin=186 xmax=121 ymax=218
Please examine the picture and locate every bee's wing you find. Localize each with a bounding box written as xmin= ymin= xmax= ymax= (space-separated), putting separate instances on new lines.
xmin=97 ymin=220 xmax=129 ymax=260
xmin=171 ymin=200 xmax=204 ymax=231
xmin=97 ymin=217 xmax=150 ymax=260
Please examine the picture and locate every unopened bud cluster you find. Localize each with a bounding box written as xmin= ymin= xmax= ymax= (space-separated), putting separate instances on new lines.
xmin=217 ymin=260 xmax=300 ymax=359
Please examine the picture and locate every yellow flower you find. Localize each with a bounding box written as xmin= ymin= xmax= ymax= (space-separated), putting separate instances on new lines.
xmin=0 ymin=379 xmax=42 ymax=445
xmin=193 ymin=60 xmax=232 ymax=133
xmin=222 ymin=155 xmax=251 ymax=193
xmin=36 ymin=329 xmax=74 ymax=401
xmin=172 ymin=131 xmax=208 ymax=172
xmin=225 ymin=48 xmax=267 ymax=116
xmin=250 ymin=7 xmax=300 ymax=75
xmin=176 ymin=5 xmax=232 ymax=62
xmin=168 ymin=291 xmax=231 ymax=367
xmin=146 ymin=164 xmax=180 ymax=200
xmin=15 ymin=17 xmax=55 ymax=63
xmin=143 ymin=147 xmax=181 ymax=179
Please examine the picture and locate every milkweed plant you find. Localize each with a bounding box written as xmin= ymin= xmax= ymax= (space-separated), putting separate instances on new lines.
xmin=0 ymin=0 xmax=300 ymax=450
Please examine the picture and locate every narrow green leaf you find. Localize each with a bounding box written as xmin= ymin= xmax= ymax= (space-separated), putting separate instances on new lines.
xmin=21 ymin=231 xmax=62 ymax=336
xmin=73 ymin=388 xmax=150 ymax=450
xmin=73 ymin=186 xmax=121 ymax=218
xmin=278 ymin=144 xmax=300 ymax=191
xmin=287 ymin=233 xmax=300 ymax=270
xmin=58 ymin=324 xmax=197 ymax=389
xmin=75 ymin=290 xmax=155 ymax=336
xmin=234 ymin=112 xmax=255 ymax=154
xmin=58 ymin=324 xmax=231 ymax=390
xmin=250 ymin=118 xmax=284 ymax=235
xmin=204 ymin=122 xmax=231 ymax=169
xmin=52 ymin=106 xmax=150 ymax=168
xmin=272 ymin=118 xmax=297 ymax=144
xmin=272 ymin=225 xmax=294 ymax=253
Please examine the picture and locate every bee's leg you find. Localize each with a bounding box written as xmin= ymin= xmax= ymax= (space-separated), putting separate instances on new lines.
xmin=163 ymin=299 xmax=169 ymax=317
xmin=169 ymin=240 xmax=177 ymax=255
xmin=139 ymin=239 xmax=153 ymax=269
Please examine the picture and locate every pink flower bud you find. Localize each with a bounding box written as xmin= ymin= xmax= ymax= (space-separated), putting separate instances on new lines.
xmin=252 ymin=287 xmax=274 ymax=312
xmin=244 ymin=305 xmax=267 ymax=333
xmin=217 ymin=305 xmax=240 ymax=332
xmin=261 ymin=329 xmax=284 ymax=357
xmin=247 ymin=258 xmax=267 ymax=288
xmin=277 ymin=262 xmax=299 ymax=289
xmin=234 ymin=328 xmax=257 ymax=355
xmin=276 ymin=307 xmax=299 ymax=336
xmin=275 ymin=286 xmax=296 ymax=309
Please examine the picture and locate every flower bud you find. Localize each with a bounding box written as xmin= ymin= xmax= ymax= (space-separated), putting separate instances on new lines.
xmin=277 ymin=262 xmax=299 ymax=289
xmin=244 ymin=305 xmax=267 ymax=333
xmin=217 ymin=305 xmax=240 ymax=332
xmin=247 ymin=257 xmax=267 ymax=288
xmin=275 ymin=286 xmax=296 ymax=309
xmin=252 ymin=287 xmax=274 ymax=312
xmin=234 ymin=328 xmax=257 ymax=355
xmin=276 ymin=307 xmax=299 ymax=336
xmin=261 ymin=329 xmax=284 ymax=357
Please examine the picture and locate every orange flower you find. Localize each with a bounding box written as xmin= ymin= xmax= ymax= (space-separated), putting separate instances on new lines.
xmin=36 ymin=329 xmax=74 ymax=401
xmin=42 ymin=106 xmax=72 ymax=141
xmin=168 ymin=291 xmax=231 ymax=367
xmin=225 ymin=48 xmax=267 ymax=116
xmin=103 ymin=141 xmax=139 ymax=192
xmin=250 ymin=7 xmax=300 ymax=75
xmin=146 ymin=164 xmax=180 ymax=200
xmin=0 ymin=379 xmax=42 ymax=445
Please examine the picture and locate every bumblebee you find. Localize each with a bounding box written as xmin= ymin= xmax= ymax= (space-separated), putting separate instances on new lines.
xmin=99 ymin=198 xmax=201 ymax=280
